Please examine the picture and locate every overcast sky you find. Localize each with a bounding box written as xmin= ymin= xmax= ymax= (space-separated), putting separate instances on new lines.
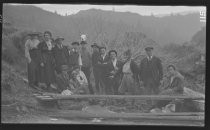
xmin=10 ymin=4 xmax=206 ymax=16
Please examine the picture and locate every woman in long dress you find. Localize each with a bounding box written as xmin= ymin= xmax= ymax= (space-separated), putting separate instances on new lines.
xmin=38 ymin=31 xmax=56 ymax=91
xmin=118 ymin=49 xmax=140 ymax=95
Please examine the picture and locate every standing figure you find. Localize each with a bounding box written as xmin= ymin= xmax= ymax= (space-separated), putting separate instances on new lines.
xmin=68 ymin=42 xmax=80 ymax=72
xmin=97 ymin=46 xmax=110 ymax=95
xmin=52 ymin=37 xmax=69 ymax=74
xmin=104 ymin=50 xmax=123 ymax=95
xmin=91 ymin=43 xmax=100 ymax=94
xmin=79 ymin=36 xmax=94 ymax=94
xmin=38 ymin=31 xmax=56 ymax=91
xmin=118 ymin=49 xmax=140 ymax=95
xmin=139 ymin=46 xmax=163 ymax=95
xmin=25 ymin=32 xmax=41 ymax=89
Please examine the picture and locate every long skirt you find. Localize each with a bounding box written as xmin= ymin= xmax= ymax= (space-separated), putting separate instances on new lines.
xmin=27 ymin=60 xmax=39 ymax=86
xmin=118 ymin=73 xmax=139 ymax=95
xmin=39 ymin=53 xmax=56 ymax=85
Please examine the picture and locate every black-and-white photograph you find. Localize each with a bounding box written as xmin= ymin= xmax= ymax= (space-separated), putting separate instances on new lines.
xmin=1 ymin=3 xmax=206 ymax=126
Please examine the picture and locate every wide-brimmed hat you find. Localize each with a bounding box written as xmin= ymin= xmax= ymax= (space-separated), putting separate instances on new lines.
xmin=55 ymin=37 xmax=64 ymax=43
xmin=91 ymin=43 xmax=99 ymax=48
xmin=71 ymin=42 xmax=80 ymax=46
xmin=145 ymin=46 xmax=154 ymax=51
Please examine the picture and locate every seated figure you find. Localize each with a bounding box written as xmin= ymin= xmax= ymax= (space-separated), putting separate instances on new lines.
xmin=150 ymin=65 xmax=184 ymax=113
xmin=68 ymin=67 xmax=89 ymax=94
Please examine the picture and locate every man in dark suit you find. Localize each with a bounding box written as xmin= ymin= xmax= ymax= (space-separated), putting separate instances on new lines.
xmin=104 ymin=50 xmax=123 ymax=95
xmin=68 ymin=42 xmax=80 ymax=72
xmin=91 ymin=43 xmax=100 ymax=94
xmin=52 ymin=37 xmax=69 ymax=74
xmin=97 ymin=46 xmax=110 ymax=95
xmin=139 ymin=46 xmax=163 ymax=95
xmin=80 ymin=39 xmax=94 ymax=94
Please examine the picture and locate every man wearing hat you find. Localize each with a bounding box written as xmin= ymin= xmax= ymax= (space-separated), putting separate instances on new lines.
xmin=68 ymin=42 xmax=80 ymax=71
xmin=52 ymin=37 xmax=70 ymax=74
xmin=55 ymin=65 xmax=73 ymax=93
xmin=25 ymin=32 xmax=42 ymax=90
xmin=97 ymin=46 xmax=110 ymax=94
xmin=91 ymin=43 xmax=100 ymax=94
xmin=139 ymin=46 xmax=163 ymax=95
xmin=79 ymin=36 xmax=94 ymax=94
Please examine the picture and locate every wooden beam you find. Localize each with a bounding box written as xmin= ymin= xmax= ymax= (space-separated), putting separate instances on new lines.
xmin=40 ymin=94 xmax=205 ymax=100
xmin=45 ymin=109 xmax=204 ymax=121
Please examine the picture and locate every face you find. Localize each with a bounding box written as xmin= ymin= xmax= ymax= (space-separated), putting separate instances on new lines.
xmin=44 ymin=33 xmax=51 ymax=41
xmin=168 ymin=67 xmax=175 ymax=76
xmin=92 ymin=46 xmax=98 ymax=52
xmin=57 ymin=39 xmax=63 ymax=45
xmin=110 ymin=52 xmax=117 ymax=59
xmin=124 ymin=54 xmax=131 ymax=60
xmin=100 ymin=48 xmax=106 ymax=55
xmin=62 ymin=71 xmax=69 ymax=78
xmin=146 ymin=50 xmax=152 ymax=57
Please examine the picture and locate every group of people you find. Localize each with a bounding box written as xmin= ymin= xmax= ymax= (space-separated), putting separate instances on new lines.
xmin=25 ymin=31 xmax=185 ymax=100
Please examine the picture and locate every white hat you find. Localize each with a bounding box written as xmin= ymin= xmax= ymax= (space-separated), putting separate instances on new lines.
xmin=81 ymin=34 xmax=87 ymax=41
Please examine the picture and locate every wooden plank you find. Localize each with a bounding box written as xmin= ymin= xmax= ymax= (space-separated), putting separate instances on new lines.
xmin=46 ymin=109 xmax=204 ymax=121
xmin=43 ymin=94 xmax=205 ymax=100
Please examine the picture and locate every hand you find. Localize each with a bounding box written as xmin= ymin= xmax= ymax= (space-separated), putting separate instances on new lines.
xmin=40 ymin=62 xmax=44 ymax=67
xmin=110 ymin=71 xmax=115 ymax=74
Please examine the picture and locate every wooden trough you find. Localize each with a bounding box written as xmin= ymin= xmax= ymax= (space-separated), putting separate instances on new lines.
xmin=32 ymin=87 xmax=205 ymax=126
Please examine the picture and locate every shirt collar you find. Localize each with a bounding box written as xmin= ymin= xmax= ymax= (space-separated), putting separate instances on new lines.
xmin=147 ymin=55 xmax=153 ymax=60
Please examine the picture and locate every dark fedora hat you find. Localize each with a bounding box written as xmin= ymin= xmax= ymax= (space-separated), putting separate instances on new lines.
xmin=145 ymin=46 xmax=154 ymax=51
xmin=55 ymin=37 xmax=64 ymax=43
xmin=71 ymin=42 xmax=80 ymax=46
xmin=91 ymin=43 xmax=99 ymax=48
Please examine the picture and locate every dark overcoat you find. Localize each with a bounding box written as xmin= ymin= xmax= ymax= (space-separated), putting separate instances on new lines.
xmin=52 ymin=45 xmax=69 ymax=74
xmin=38 ymin=41 xmax=56 ymax=85
xmin=139 ymin=56 xmax=163 ymax=86
xmin=103 ymin=59 xmax=124 ymax=94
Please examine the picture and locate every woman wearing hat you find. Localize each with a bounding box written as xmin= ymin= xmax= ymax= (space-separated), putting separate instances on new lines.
xmin=118 ymin=49 xmax=140 ymax=95
xmin=25 ymin=32 xmax=42 ymax=90
xmin=37 ymin=31 xmax=56 ymax=91
xmin=52 ymin=37 xmax=70 ymax=74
